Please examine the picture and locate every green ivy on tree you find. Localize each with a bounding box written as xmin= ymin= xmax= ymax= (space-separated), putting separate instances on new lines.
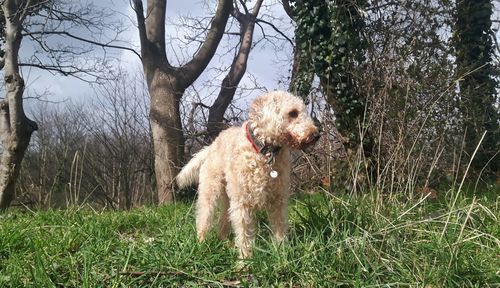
xmin=453 ymin=0 xmax=499 ymax=174
xmin=292 ymin=0 xmax=368 ymax=151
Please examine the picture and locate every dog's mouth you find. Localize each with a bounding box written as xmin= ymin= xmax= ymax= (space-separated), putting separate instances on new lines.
xmin=282 ymin=131 xmax=321 ymax=150
xmin=300 ymin=132 xmax=321 ymax=149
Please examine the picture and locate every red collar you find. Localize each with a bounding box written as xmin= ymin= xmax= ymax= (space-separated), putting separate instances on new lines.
xmin=244 ymin=121 xmax=260 ymax=153
xmin=244 ymin=121 xmax=281 ymax=164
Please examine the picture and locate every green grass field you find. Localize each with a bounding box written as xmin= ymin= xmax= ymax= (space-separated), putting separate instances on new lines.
xmin=1 ymin=189 xmax=498 ymax=287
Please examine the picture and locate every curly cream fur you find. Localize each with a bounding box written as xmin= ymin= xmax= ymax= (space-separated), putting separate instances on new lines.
xmin=176 ymin=91 xmax=319 ymax=260
xmin=176 ymin=147 xmax=209 ymax=188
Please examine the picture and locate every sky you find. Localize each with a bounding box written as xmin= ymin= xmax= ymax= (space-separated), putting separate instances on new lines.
xmin=14 ymin=0 xmax=294 ymax=113
xmin=4 ymin=0 xmax=500 ymax=115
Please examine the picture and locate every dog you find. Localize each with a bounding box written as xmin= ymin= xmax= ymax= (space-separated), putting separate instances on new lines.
xmin=176 ymin=91 xmax=320 ymax=260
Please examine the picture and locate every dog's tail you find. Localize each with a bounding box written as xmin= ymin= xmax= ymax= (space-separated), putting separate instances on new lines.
xmin=176 ymin=147 xmax=209 ymax=188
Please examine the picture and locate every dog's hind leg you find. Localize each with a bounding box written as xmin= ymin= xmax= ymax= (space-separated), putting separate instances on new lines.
xmin=217 ymin=192 xmax=230 ymax=240
xmin=196 ymin=168 xmax=225 ymax=242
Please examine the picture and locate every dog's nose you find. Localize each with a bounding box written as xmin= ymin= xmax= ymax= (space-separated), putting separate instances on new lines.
xmin=310 ymin=131 xmax=321 ymax=143
xmin=312 ymin=131 xmax=321 ymax=142
xmin=305 ymin=130 xmax=320 ymax=146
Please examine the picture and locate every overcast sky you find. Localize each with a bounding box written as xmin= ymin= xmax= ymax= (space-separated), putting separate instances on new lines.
xmin=15 ymin=0 xmax=294 ymax=113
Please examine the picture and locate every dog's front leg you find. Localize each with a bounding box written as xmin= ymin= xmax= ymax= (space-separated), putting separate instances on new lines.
xmin=229 ymin=202 xmax=256 ymax=259
xmin=267 ymin=194 xmax=288 ymax=242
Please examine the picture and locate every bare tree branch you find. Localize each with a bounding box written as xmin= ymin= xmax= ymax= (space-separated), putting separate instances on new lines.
xmin=256 ymin=18 xmax=294 ymax=47
xmin=206 ymin=0 xmax=264 ymax=139
xmin=180 ymin=0 xmax=232 ymax=85
xmin=22 ymin=30 xmax=142 ymax=60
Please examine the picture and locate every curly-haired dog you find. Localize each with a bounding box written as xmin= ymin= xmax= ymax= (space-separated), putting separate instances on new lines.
xmin=176 ymin=91 xmax=320 ymax=260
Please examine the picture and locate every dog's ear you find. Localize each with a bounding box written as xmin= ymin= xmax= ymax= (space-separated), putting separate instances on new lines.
xmin=249 ymin=95 xmax=266 ymax=121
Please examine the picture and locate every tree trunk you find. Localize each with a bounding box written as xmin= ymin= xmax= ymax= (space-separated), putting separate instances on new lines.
xmin=0 ymin=0 xmax=38 ymax=209
xmin=319 ymin=74 xmax=364 ymax=150
xmin=206 ymin=1 xmax=263 ymax=140
xmin=133 ymin=0 xmax=231 ymax=204
xmin=283 ymin=0 xmax=314 ymax=102
xmin=148 ymin=71 xmax=185 ymax=203
xmin=288 ymin=42 xmax=314 ymax=103
xmin=454 ymin=0 xmax=499 ymax=174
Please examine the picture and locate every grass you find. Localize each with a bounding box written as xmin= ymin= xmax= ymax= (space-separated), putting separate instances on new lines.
xmin=0 ymin=188 xmax=498 ymax=287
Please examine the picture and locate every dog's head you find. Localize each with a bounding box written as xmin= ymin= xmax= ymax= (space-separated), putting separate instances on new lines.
xmin=248 ymin=91 xmax=320 ymax=149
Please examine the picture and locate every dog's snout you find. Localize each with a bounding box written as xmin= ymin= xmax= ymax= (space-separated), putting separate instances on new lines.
xmin=309 ymin=130 xmax=321 ymax=144
xmin=301 ymin=129 xmax=320 ymax=148
xmin=312 ymin=131 xmax=321 ymax=142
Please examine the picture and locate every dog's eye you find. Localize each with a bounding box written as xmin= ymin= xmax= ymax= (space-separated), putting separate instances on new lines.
xmin=288 ymin=110 xmax=298 ymax=119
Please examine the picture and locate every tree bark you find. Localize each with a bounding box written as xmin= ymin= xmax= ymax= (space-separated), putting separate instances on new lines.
xmin=148 ymin=72 xmax=184 ymax=204
xmin=206 ymin=0 xmax=263 ymax=140
xmin=288 ymin=40 xmax=314 ymax=102
xmin=454 ymin=0 xmax=499 ymax=174
xmin=133 ymin=0 xmax=231 ymax=204
xmin=283 ymin=0 xmax=314 ymax=102
xmin=0 ymin=0 xmax=38 ymax=209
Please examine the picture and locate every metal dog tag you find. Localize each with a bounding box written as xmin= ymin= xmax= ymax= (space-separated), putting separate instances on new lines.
xmin=270 ymin=170 xmax=278 ymax=178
